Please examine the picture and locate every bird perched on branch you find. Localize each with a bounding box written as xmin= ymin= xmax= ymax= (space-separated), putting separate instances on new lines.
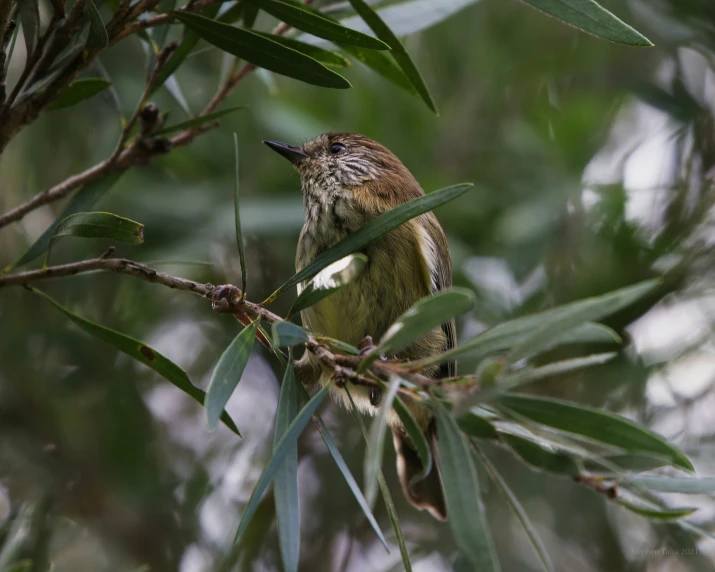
xmin=264 ymin=133 xmax=455 ymax=521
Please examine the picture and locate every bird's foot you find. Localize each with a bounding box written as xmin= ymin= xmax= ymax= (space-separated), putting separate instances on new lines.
xmin=358 ymin=335 xmax=375 ymax=356
xmin=358 ymin=335 xmax=387 ymax=361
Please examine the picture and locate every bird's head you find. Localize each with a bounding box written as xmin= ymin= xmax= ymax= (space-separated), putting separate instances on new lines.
xmin=263 ymin=132 xmax=421 ymax=207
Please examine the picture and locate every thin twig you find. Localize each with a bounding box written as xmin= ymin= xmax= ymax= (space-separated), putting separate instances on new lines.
xmin=111 ymin=0 xmax=225 ymax=44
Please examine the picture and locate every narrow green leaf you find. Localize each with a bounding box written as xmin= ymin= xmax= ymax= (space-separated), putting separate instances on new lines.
xmin=380 ymin=473 xmax=411 ymax=572
xmin=616 ymin=500 xmax=697 ymax=520
xmin=497 ymin=394 xmax=694 ymax=472
xmin=585 ymin=453 xmax=673 ymax=473
xmin=49 ymin=78 xmax=112 ymax=110
xmin=45 ymin=212 xmax=144 ymax=265
xmin=271 ymin=321 xmax=309 ymax=348
xmin=365 ymin=377 xmax=401 ymax=508
xmin=31 ymin=287 xmax=239 ymax=435
xmin=232 ymin=134 xmax=247 ymax=295
xmin=304 ymin=385 xmax=389 ymax=551
xmin=205 ymin=322 xmax=257 ymax=431
xmin=234 ymin=383 xmax=331 ymax=542
xmin=405 ymin=284 xmax=641 ymax=372
xmin=293 ymin=4 xmax=415 ymax=94
xmin=342 ymin=45 xmax=414 ymax=93
xmin=86 ymin=0 xmax=109 ymax=50
xmin=361 ymin=288 xmax=475 ymax=372
xmin=274 ymin=362 xmax=300 ymax=572
xmin=8 ymin=172 xmax=124 ymax=271
xmin=393 ymin=394 xmax=432 ymax=481
xmin=410 ymin=320 xmax=618 ymax=371
xmin=267 ymin=183 xmax=473 ymax=302
xmin=502 ymin=433 xmax=581 ymax=476
xmin=434 ymin=399 xmax=500 ymax=571
xmin=508 ymin=280 xmax=659 ymax=362
xmin=18 ymin=0 xmax=39 ymax=58
xmin=257 ymin=34 xmax=350 ymax=68
xmin=421 ymin=322 xmax=618 ymax=371
xmin=495 ymin=353 xmax=618 ymax=393
xmin=458 ymin=411 xmax=499 ymax=440
xmin=475 ymin=448 xmax=555 ymax=572
xmin=627 ymin=477 xmax=715 ymax=495
xmin=553 ymin=322 xmax=621 ymax=344
xmin=347 ymin=0 xmax=438 ymax=114
xmin=345 ymin=388 xmax=406 ymax=564
xmin=288 ymin=253 xmax=368 ymax=317
xmin=153 ymin=105 xmax=246 ymax=136
xmin=248 ymin=0 xmax=389 ymax=50
xmin=171 ymin=11 xmax=351 ymax=89
xmin=519 ymin=0 xmax=653 ymax=47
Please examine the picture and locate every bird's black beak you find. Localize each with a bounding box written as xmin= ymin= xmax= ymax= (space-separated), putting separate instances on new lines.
xmin=263 ymin=140 xmax=309 ymax=165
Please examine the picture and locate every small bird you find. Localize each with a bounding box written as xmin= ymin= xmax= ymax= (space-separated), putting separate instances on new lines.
xmin=264 ymin=133 xmax=455 ymax=521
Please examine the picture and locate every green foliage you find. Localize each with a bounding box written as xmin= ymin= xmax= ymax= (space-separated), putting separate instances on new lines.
xmin=48 ymin=78 xmax=112 ymax=110
xmin=347 ymin=0 xmax=438 ymax=113
xmin=359 ymin=287 xmax=476 ymax=371
xmin=434 ymin=399 xmax=500 ymax=570
xmin=171 ymin=11 xmax=352 ymax=88
xmin=273 ymin=362 xmax=300 ymax=572
xmin=234 ymin=383 xmax=331 ymax=542
xmin=31 ymin=287 xmax=240 ymax=435
xmin=204 ymin=321 xmax=257 ymax=431
xmin=520 ymin=0 xmax=652 ymax=46
xmin=364 ymin=376 xmax=402 ymax=507
xmin=271 ymin=321 xmax=309 ymax=347
xmin=3 ymin=0 xmax=715 ymax=569
xmin=45 ymin=211 xmax=144 ymax=265
xmin=497 ymin=394 xmax=693 ymax=471
xmin=8 ymin=173 xmax=124 ymax=270
xmin=247 ymin=0 xmax=390 ymax=50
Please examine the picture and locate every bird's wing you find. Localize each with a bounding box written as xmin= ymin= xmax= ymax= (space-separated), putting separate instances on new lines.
xmin=419 ymin=213 xmax=457 ymax=378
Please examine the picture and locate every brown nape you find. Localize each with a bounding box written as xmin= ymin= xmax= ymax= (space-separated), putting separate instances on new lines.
xmin=393 ymin=421 xmax=448 ymax=521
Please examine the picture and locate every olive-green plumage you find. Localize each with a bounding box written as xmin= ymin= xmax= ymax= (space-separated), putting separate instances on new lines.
xmin=264 ymin=133 xmax=455 ymax=520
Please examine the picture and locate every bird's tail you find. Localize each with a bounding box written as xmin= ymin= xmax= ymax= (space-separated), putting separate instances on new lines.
xmin=393 ymin=419 xmax=447 ymax=521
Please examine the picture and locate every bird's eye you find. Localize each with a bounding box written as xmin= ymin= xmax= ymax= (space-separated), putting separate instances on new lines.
xmin=330 ymin=143 xmax=346 ymax=154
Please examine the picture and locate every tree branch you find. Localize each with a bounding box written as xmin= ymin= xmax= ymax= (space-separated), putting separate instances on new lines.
xmin=0 ymin=252 xmax=455 ymax=392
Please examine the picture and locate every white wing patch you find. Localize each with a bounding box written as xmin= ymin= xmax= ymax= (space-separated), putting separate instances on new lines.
xmin=418 ymin=223 xmax=439 ymax=293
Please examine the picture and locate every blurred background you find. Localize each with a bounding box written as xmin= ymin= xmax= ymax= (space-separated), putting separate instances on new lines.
xmin=2 ymin=0 xmax=715 ymax=570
